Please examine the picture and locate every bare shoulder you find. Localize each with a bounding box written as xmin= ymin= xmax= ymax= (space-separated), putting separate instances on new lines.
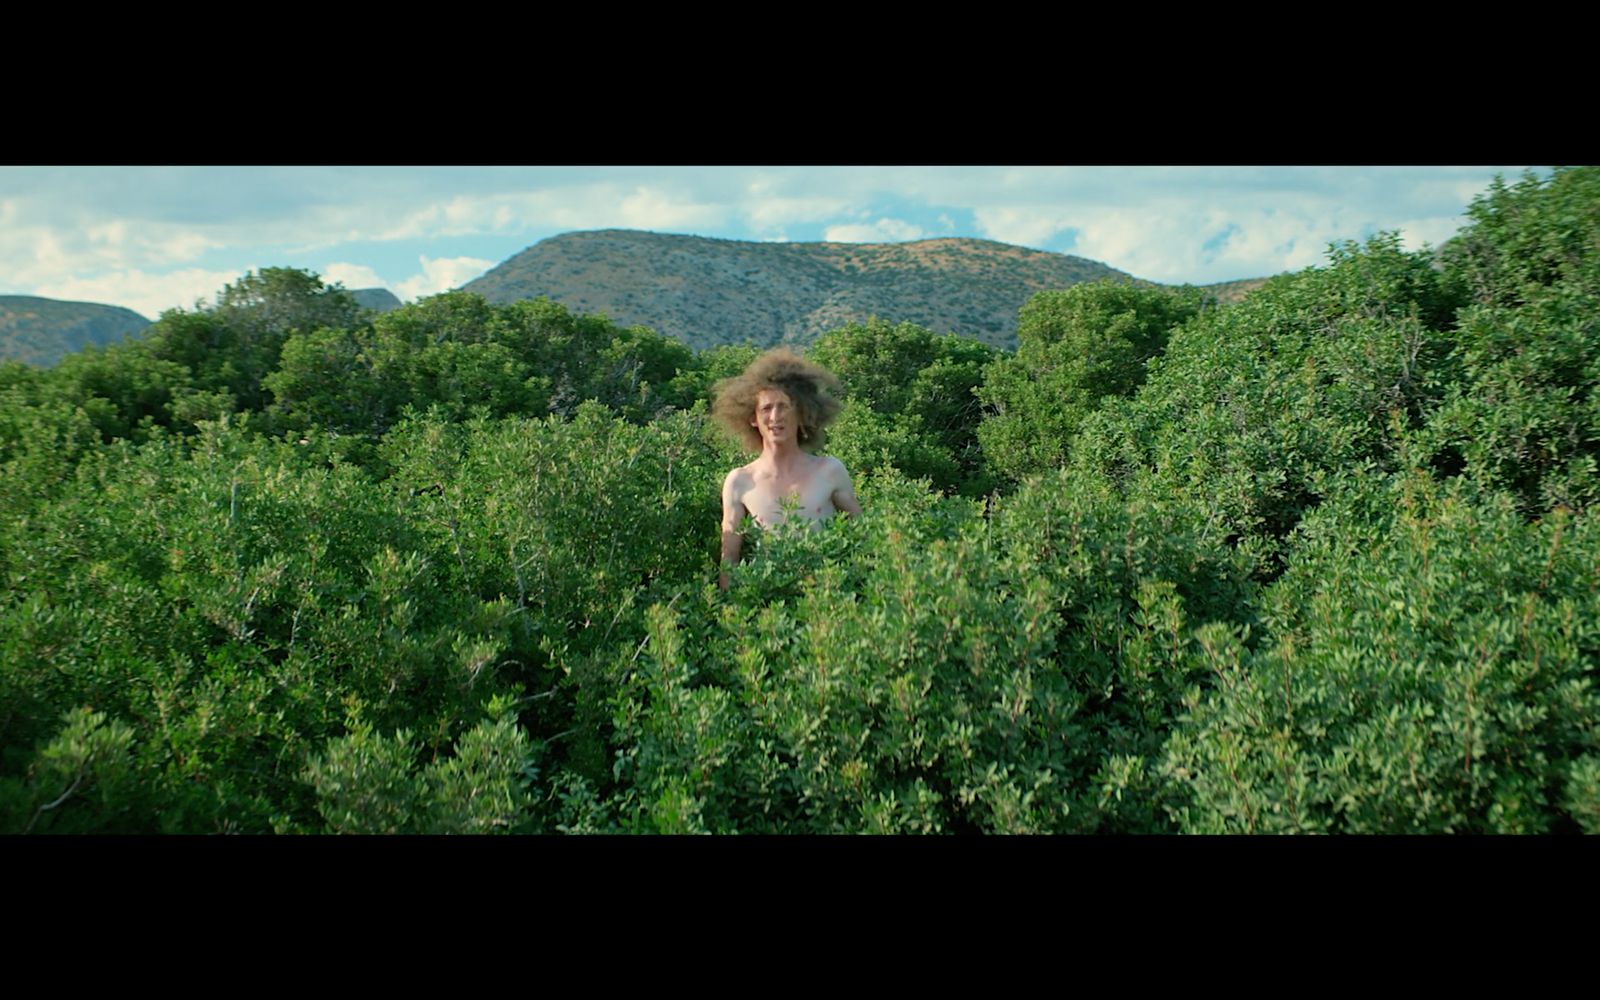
xmin=722 ymin=465 xmax=754 ymax=522
xmin=723 ymin=462 xmax=756 ymax=495
xmin=818 ymin=454 xmax=852 ymax=483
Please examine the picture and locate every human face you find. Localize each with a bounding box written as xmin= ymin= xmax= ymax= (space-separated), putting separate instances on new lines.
xmin=752 ymin=388 xmax=798 ymax=448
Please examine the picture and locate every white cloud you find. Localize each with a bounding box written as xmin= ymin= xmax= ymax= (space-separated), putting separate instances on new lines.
xmin=618 ymin=186 xmax=726 ymax=231
xmin=739 ymin=194 xmax=853 ymax=233
xmin=1058 ymin=203 xmax=1358 ymax=283
xmin=962 ymin=167 xmax=1551 ymax=280
xmin=32 ymin=267 xmax=252 ymax=320
xmin=740 ymin=171 xmax=850 ymax=216
xmin=394 ymin=255 xmax=496 ymax=302
xmin=32 ymin=229 xmax=68 ymax=271
xmin=443 ymin=196 xmax=482 ymax=226
xmin=362 ymin=183 xmax=727 ymax=245
xmin=1395 ymin=217 xmax=1465 ymax=252
xmin=371 ymin=202 xmax=449 ymax=243
xmin=154 ymin=230 xmax=221 ymax=263
xmin=822 ymin=218 xmax=926 ymax=243
xmin=87 ymin=221 xmax=127 ymax=247
xmin=321 ymin=262 xmax=387 ymax=290
xmin=0 ymin=211 xmax=224 ymax=295
xmin=972 ymin=206 xmax=1072 ymax=249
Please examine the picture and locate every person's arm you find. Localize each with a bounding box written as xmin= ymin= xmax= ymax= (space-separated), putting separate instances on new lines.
xmin=830 ymin=458 xmax=862 ymax=517
xmin=719 ymin=470 xmax=746 ymax=591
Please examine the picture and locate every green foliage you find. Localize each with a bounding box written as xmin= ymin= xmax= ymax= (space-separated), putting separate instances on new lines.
xmin=212 ymin=267 xmax=365 ymax=339
xmin=1565 ymin=755 xmax=1600 ymax=833
xmin=1065 ymin=235 xmax=1461 ymax=578
xmin=978 ymin=281 xmax=1201 ymax=483
xmin=596 ymin=474 xmax=1080 ymax=833
xmin=823 ymin=404 xmax=962 ymax=492
xmin=267 ymin=292 xmax=543 ymax=437
xmin=1441 ymin=167 xmax=1600 ymax=308
xmin=560 ymin=467 xmax=1258 ymax=834
xmin=0 ymin=418 xmax=520 ymax=831
xmin=46 ymin=342 xmax=196 ymax=442
xmin=377 ymin=403 xmax=739 ymax=783
xmin=981 ymin=466 xmax=1259 ymax=831
xmin=303 ymin=694 xmax=538 ymax=834
xmin=263 ymin=326 xmax=386 ymax=435
xmin=597 ymin=323 xmax=699 ymax=421
xmin=8 ymin=171 xmax=1600 ymax=835
xmin=486 ymin=296 xmax=692 ymax=420
xmin=1163 ymin=474 xmax=1600 ymax=833
xmin=146 ymin=268 xmax=364 ymax=415
xmin=1 ymin=708 xmax=139 ymax=834
xmin=810 ymin=318 xmax=996 ymax=495
xmin=1418 ymin=288 xmax=1600 ymax=513
xmin=1423 ymin=167 xmax=1600 ymax=515
xmin=665 ymin=342 xmax=760 ymax=407
xmin=0 ymin=376 xmax=106 ymax=530
xmin=265 ymin=293 xmax=696 ymax=438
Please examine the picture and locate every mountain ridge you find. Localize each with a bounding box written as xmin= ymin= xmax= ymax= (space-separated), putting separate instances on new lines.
xmin=462 ymin=229 xmax=1177 ymax=351
xmin=6 ymin=234 xmax=1271 ymax=365
xmin=0 ymin=295 xmax=152 ymax=367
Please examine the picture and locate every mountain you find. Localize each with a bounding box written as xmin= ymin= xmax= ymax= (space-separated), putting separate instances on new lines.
xmin=1201 ymin=276 xmax=1269 ymax=304
xmin=463 ymin=230 xmax=1158 ymax=351
xmin=0 ymin=295 xmax=151 ymax=367
xmin=350 ymin=287 xmax=403 ymax=313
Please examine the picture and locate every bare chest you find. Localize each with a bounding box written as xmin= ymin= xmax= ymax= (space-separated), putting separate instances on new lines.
xmin=740 ymin=465 xmax=837 ymax=528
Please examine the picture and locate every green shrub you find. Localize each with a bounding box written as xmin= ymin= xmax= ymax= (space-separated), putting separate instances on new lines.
xmin=811 ymin=319 xmax=995 ymax=495
xmin=978 ymin=282 xmax=1201 ymax=484
xmin=1 ymin=708 xmax=140 ymax=834
xmin=1162 ymin=473 xmax=1600 ymax=833
xmin=303 ymin=694 xmax=538 ymax=834
xmin=1065 ymin=235 xmax=1461 ymax=579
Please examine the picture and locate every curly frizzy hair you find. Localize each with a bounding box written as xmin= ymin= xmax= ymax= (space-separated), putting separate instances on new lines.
xmin=711 ymin=347 xmax=844 ymax=453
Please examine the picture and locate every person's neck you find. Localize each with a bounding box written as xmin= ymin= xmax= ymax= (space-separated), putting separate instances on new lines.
xmin=759 ymin=440 xmax=807 ymax=474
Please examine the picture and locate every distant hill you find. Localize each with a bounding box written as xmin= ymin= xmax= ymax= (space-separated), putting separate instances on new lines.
xmin=0 ymin=295 xmax=151 ymax=367
xmin=463 ymin=230 xmax=1158 ymax=352
xmin=1200 ymin=277 xmax=1270 ymax=304
xmin=350 ymin=288 xmax=403 ymax=313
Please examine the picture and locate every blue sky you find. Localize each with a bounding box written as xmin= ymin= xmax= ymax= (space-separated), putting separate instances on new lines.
xmin=0 ymin=166 xmax=1549 ymax=321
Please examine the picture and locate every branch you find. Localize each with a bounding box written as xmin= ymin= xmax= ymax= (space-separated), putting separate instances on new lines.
xmin=24 ymin=771 xmax=86 ymax=835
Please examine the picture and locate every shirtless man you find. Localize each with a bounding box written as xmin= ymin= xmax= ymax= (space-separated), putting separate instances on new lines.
xmin=712 ymin=348 xmax=862 ymax=590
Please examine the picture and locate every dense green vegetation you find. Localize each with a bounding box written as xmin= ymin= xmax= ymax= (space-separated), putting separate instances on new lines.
xmin=3 ymin=168 xmax=1596 ymax=833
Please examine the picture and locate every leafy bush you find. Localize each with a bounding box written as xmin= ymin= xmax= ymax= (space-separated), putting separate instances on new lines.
xmin=1441 ymin=166 xmax=1600 ymax=309
xmin=1065 ymin=235 xmax=1462 ymax=579
xmin=0 ymin=708 xmax=140 ymax=834
xmin=0 ymin=418 xmax=520 ymax=831
xmin=1418 ymin=288 xmax=1600 ymax=513
xmin=378 ymin=402 xmax=741 ymax=782
xmin=1162 ymin=472 xmax=1600 ymax=833
xmin=978 ymin=281 xmax=1201 ymax=484
xmin=559 ymin=466 xmax=1259 ymax=834
xmin=810 ymin=319 xmax=996 ymax=495
xmin=823 ymin=404 xmax=962 ymax=492
xmin=303 ymin=694 xmax=539 ymax=834
xmin=7 ymin=170 xmax=1599 ymax=835
xmin=1423 ymin=167 xmax=1600 ymax=515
